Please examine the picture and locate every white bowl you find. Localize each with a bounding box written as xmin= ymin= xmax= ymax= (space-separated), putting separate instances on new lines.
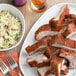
xmin=0 ymin=4 xmax=25 ymax=51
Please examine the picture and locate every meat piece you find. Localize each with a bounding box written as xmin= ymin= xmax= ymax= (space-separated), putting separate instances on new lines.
xmin=65 ymin=23 xmax=76 ymax=38
xmin=50 ymin=56 xmax=62 ymax=76
xmin=53 ymin=38 xmax=76 ymax=49
xmin=44 ymin=46 xmax=59 ymax=58
xmin=52 ymin=34 xmax=65 ymax=45
xmin=49 ymin=5 xmax=69 ymax=34
xmin=65 ymin=38 xmax=75 ymax=48
xmin=37 ymin=66 xmax=51 ymax=76
xmin=35 ymin=24 xmax=58 ymax=41
xmin=59 ymin=49 xmax=76 ymax=69
xmin=62 ymin=14 xmax=76 ymax=24
xmin=62 ymin=14 xmax=76 ymax=38
xmin=67 ymin=23 xmax=76 ymax=33
xmin=49 ymin=18 xmax=57 ymax=27
xmin=25 ymin=36 xmax=51 ymax=55
xmin=54 ymin=5 xmax=69 ymax=22
xmin=49 ymin=5 xmax=69 ymax=26
xmin=52 ymin=34 xmax=76 ymax=49
xmin=37 ymin=65 xmax=68 ymax=76
xmin=26 ymin=54 xmax=49 ymax=67
xmin=55 ymin=5 xmax=69 ymax=26
xmin=49 ymin=18 xmax=64 ymax=32
xmin=50 ymin=56 xmax=68 ymax=76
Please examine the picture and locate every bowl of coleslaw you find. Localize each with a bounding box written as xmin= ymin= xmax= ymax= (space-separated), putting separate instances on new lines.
xmin=0 ymin=4 xmax=25 ymax=51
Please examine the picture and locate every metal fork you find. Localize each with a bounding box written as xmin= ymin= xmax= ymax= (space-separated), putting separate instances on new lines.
xmin=5 ymin=55 xmax=22 ymax=76
xmin=0 ymin=59 xmax=11 ymax=76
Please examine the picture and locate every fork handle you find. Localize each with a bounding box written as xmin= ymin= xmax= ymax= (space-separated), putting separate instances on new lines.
xmin=16 ymin=69 xmax=22 ymax=76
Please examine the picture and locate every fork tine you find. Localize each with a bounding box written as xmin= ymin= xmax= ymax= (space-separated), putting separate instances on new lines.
xmin=5 ymin=54 xmax=18 ymax=69
xmin=6 ymin=55 xmax=15 ymax=66
xmin=0 ymin=62 xmax=5 ymax=71
xmin=6 ymin=56 xmax=13 ymax=65
xmin=0 ymin=59 xmax=7 ymax=69
xmin=6 ymin=55 xmax=15 ymax=64
xmin=0 ymin=59 xmax=10 ymax=75
xmin=0 ymin=59 xmax=6 ymax=70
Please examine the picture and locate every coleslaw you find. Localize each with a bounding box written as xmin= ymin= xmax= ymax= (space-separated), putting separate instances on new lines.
xmin=0 ymin=11 xmax=22 ymax=49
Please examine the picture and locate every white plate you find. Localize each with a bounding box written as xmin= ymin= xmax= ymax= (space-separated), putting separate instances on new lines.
xmin=19 ymin=3 xmax=76 ymax=76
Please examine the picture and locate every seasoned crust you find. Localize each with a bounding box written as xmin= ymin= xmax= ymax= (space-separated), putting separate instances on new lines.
xmin=50 ymin=56 xmax=63 ymax=76
xmin=63 ymin=23 xmax=76 ymax=38
xmin=50 ymin=56 xmax=68 ymax=76
xmin=62 ymin=14 xmax=76 ymax=25
xmin=49 ymin=18 xmax=64 ymax=32
xmin=35 ymin=24 xmax=51 ymax=41
xmin=49 ymin=5 xmax=69 ymax=26
xmin=37 ymin=65 xmax=68 ymax=76
xmin=56 ymin=5 xmax=69 ymax=26
xmin=59 ymin=49 xmax=76 ymax=68
xmin=26 ymin=54 xmax=50 ymax=67
xmin=52 ymin=34 xmax=65 ymax=45
xmin=35 ymin=24 xmax=51 ymax=35
xmin=25 ymin=36 xmax=51 ymax=55
xmin=49 ymin=5 xmax=69 ymax=35
xmin=44 ymin=46 xmax=59 ymax=58
xmin=26 ymin=41 xmax=46 ymax=55
xmin=52 ymin=34 xmax=76 ymax=49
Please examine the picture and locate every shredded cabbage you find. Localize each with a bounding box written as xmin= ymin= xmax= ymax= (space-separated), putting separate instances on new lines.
xmin=0 ymin=11 xmax=22 ymax=49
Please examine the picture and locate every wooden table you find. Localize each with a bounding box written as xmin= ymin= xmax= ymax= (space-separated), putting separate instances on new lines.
xmin=0 ymin=0 xmax=76 ymax=54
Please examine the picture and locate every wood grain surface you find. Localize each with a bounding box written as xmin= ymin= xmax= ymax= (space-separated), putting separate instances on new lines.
xmin=0 ymin=0 xmax=76 ymax=54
